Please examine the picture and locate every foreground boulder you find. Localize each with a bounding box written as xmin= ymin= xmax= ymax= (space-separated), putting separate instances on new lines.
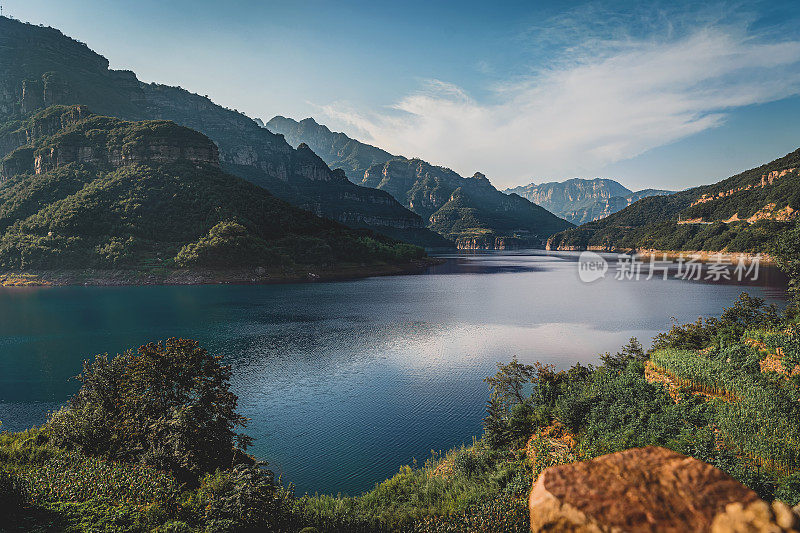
xmin=529 ymin=446 xmax=800 ymax=532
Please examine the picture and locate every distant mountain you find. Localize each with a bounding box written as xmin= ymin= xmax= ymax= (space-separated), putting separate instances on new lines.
xmin=362 ymin=159 xmax=573 ymax=248
xmin=0 ymin=105 xmax=425 ymax=280
xmin=547 ymin=148 xmax=800 ymax=253
xmin=266 ymin=116 xmax=395 ymax=184
xmin=504 ymin=179 xmax=673 ymax=225
xmin=0 ymin=16 xmax=447 ymax=248
xmin=265 ymin=115 xmax=573 ymax=248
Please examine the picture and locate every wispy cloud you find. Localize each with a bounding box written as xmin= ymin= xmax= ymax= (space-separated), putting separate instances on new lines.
xmin=321 ymin=10 xmax=800 ymax=188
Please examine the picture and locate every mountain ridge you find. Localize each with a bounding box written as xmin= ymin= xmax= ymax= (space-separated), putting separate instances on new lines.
xmin=505 ymin=178 xmax=673 ymax=224
xmin=267 ymin=115 xmax=573 ymax=247
xmin=0 ymin=15 xmax=448 ymax=248
xmin=546 ymin=147 xmax=800 ymax=253
xmin=266 ymin=115 xmax=397 ymax=184
xmin=0 ymin=105 xmax=429 ymax=282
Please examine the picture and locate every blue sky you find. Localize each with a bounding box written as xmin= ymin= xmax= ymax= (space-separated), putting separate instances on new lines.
xmin=5 ymin=0 xmax=800 ymax=191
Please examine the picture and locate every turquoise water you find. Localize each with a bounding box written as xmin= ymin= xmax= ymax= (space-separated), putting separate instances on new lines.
xmin=0 ymin=251 xmax=788 ymax=495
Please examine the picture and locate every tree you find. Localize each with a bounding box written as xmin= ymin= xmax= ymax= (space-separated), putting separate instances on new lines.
xmin=482 ymin=358 xmax=537 ymax=448
xmin=600 ymin=338 xmax=646 ymax=372
xmin=48 ymin=338 xmax=251 ymax=481
xmin=773 ymin=222 xmax=800 ymax=302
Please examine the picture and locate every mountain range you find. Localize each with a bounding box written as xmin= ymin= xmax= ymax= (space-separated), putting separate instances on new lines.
xmin=266 ymin=116 xmax=573 ymax=248
xmin=0 ymin=16 xmax=447 ymax=248
xmin=504 ymin=179 xmax=673 ymax=225
xmin=0 ymin=105 xmax=424 ymax=281
xmin=266 ymin=116 xmax=394 ymax=185
xmin=547 ymin=148 xmax=800 ymax=253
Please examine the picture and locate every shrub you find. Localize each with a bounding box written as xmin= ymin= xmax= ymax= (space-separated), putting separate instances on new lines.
xmin=47 ymin=338 xmax=251 ymax=481
xmin=196 ymin=464 xmax=291 ymax=532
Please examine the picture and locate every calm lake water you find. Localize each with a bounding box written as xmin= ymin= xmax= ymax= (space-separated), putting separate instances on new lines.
xmin=0 ymin=251 xmax=789 ymax=495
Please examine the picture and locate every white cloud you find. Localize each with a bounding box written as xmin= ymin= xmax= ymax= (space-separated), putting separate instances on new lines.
xmin=321 ymin=26 xmax=800 ymax=189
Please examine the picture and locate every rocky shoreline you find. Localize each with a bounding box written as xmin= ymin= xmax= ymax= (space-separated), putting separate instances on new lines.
xmin=0 ymin=258 xmax=444 ymax=287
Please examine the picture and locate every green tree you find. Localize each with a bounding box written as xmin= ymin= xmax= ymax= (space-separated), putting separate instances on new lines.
xmin=600 ymin=337 xmax=646 ymax=372
xmin=48 ymin=338 xmax=251 ymax=481
xmin=774 ymin=221 xmax=800 ymax=302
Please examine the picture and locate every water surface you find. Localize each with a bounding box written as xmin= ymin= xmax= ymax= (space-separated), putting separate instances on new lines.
xmin=0 ymin=251 xmax=788 ymax=494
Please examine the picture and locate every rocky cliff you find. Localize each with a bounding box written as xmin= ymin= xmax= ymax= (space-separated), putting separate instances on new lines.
xmin=1 ymin=106 xmax=219 ymax=179
xmin=265 ymin=116 xmax=396 ymax=184
xmin=361 ymin=160 xmax=573 ymax=246
xmin=265 ymin=115 xmax=574 ymax=247
xmin=547 ymin=147 xmax=800 ymax=254
xmin=506 ymin=178 xmax=673 ymax=225
xmin=0 ymin=16 xmax=446 ymax=247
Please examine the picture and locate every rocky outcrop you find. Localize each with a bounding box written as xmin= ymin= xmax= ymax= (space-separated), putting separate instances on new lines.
xmin=2 ymin=106 xmax=220 ymax=179
xmin=265 ymin=116 xmax=395 ymax=184
xmin=0 ymin=16 xmax=437 ymax=245
xmin=691 ymin=168 xmax=798 ymax=207
xmin=529 ymin=447 xmax=799 ymax=532
xmin=0 ymin=105 xmax=91 ymax=159
xmin=33 ymin=134 xmax=219 ymax=173
xmin=456 ymin=235 xmax=526 ymax=250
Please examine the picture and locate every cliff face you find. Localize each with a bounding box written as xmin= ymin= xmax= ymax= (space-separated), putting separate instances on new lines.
xmin=0 ymin=16 xmax=442 ymax=246
xmin=265 ymin=116 xmax=395 ymax=184
xmin=1 ymin=106 xmax=219 ymax=179
xmin=360 ymin=159 xmax=573 ymax=246
xmin=506 ymin=178 xmax=673 ymax=225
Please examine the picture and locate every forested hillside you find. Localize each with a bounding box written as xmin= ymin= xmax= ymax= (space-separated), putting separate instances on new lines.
xmin=548 ymin=148 xmax=800 ymax=253
xmin=0 ymin=106 xmax=424 ymax=280
xmin=0 ymin=15 xmax=447 ymax=248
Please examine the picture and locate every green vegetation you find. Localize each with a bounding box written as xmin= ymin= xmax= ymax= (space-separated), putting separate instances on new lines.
xmin=548 ymin=148 xmax=800 ymax=253
xmin=0 ymin=16 xmax=445 ymax=249
xmin=0 ymin=338 xmax=533 ymax=532
xmin=6 ymin=292 xmax=800 ymax=532
xmin=0 ymin=107 xmax=425 ymax=276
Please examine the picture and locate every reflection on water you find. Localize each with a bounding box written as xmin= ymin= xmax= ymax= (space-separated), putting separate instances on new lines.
xmin=0 ymin=251 xmax=788 ymax=495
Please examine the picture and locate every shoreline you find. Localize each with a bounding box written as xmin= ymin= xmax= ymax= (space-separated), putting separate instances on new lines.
xmin=0 ymin=258 xmax=445 ymax=287
xmin=551 ymin=246 xmax=774 ymax=264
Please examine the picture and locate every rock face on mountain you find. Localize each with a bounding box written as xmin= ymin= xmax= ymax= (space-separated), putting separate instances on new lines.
xmin=547 ymin=147 xmax=800 ymax=254
xmin=0 ymin=16 xmax=447 ymax=247
xmin=1 ymin=106 xmax=220 ymax=178
xmin=506 ymin=178 xmax=673 ymax=225
xmin=0 ymin=105 xmax=428 ymax=276
xmin=361 ymin=160 xmax=573 ymax=248
xmin=529 ymin=447 xmax=799 ymax=533
xmin=266 ymin=116 xmax=395 ymax=184
xmin=265 ymin=115 xmax=573 ymax=247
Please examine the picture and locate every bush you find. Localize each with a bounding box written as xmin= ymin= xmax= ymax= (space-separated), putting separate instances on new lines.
xmin=196 ymin=464 xmax=285 ymax=532
xmin=47 ymin=338 xmax=251 ymax=481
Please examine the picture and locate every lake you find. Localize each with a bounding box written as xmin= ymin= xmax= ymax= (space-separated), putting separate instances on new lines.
xmin=0 ymin=251 xmax=789 ymax=495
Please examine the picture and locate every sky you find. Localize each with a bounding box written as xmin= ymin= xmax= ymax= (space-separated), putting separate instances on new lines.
xmin=5 ymin=0 xmax=800 ymax=191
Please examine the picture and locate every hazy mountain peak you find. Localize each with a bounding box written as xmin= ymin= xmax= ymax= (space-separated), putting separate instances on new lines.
xmin=505 ymin=178 xmax=672 ymax=224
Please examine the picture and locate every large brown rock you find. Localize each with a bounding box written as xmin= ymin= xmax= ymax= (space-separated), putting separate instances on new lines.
xmin=529 ymin=447 xmax=798 ymax=532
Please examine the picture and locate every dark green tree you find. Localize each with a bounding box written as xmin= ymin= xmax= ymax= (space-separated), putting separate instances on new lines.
xmin=48 ymin=338 xmax=251 ymax=481
xmin=774 ymin=222 xmax=800 ymax=302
